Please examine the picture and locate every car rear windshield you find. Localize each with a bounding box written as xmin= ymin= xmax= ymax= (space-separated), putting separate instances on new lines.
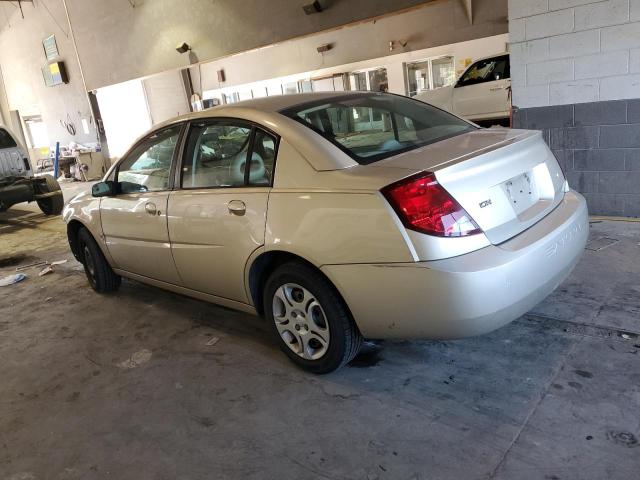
xmin=0 ymin=129 xmax=17 ymax=149
xmin=281 ymin=93 xmax=475 ymax=164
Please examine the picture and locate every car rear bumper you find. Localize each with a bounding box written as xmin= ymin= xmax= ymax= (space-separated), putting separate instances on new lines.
xmin=322 ymin=191 xmax=588 ymax=339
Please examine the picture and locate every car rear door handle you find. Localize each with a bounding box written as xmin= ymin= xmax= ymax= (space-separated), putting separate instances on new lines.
xmin=228 ymin=200 xmax=246 ymax=215
xmin=145 ymin=202 xmax=157 ymax=215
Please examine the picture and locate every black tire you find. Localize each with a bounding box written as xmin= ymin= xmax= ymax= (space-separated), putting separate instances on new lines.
xmin=36 ymin=174 xmax=63 ymax=215
xmin=264 ymin=261 xmax=363 ymax=374
xmin=77 ymin=227 xmax=121 ymax=293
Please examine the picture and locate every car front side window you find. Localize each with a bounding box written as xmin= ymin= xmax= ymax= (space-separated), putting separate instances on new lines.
xmin=117 ymin=125 xmax=182 ymax=193
xmin=456 ymin=55 xmax=509 ymax=88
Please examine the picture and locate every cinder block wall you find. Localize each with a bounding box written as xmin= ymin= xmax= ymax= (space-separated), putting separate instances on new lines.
xmin=509 ymin=0 xmax=640 ymax=216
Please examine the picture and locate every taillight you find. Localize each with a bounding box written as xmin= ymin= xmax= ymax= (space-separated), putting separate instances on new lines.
xmin=382 ymin=172 xmax=481 ymax=237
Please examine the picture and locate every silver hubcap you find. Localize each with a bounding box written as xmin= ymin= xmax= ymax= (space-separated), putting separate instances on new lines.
xmin=272 ymin=283 xmax=329 ymax=360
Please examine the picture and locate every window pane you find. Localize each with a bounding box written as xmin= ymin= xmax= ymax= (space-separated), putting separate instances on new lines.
xmin=250 ymin=130 xmax=277 ymax=186
xmin=282 ymin=82 xmax=299 ymax=95
xmin=182 ymin=123 xmax=252 ymax=188
xmin=351 ymin=72 xmax=367 ymax=91
xmin=117 ymin=125 xmax=180 ymax=193
xmin=368 ymin=68 xmax=388 ymax=92
xmin=457 ymin=55 xmax=509 ymax=87
xmin=252 ymin=87 xmax=267 ymax=98
xmin=431 ymin=56 xmax=455 ymax=89
xmin=406 ymin=61 xmax=430 ymax=96
xmin=283 ymin=93 xmax=474 ymax=164
xmin=223 ymin=92 xmax=240 ymax=104
xmin=24 ymin=117 xmax=50 ymax=148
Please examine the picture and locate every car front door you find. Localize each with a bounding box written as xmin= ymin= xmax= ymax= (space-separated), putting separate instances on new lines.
xmin=167 ymin=120 xmax=277 ymax=303
xmin=452 ymin=55 xmax=511 ymax=120
xmin=100 ymin=124 xmax=183 ymax=284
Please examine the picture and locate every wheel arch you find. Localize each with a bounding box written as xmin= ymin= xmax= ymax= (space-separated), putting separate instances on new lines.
xmin=66 ymin=219 xmax=113 ymax=266
xmin=67 ymin=219 xmax=85 ymax=262
xmin=247 ymin=250 xmax=351 ymax=320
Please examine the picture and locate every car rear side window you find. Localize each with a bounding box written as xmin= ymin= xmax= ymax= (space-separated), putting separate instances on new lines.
xmin=181 ymin=121 xmax=277 ymax=189
xmin=182 ymin=123 xmax=252 ymax=188
xmin=0 ymin=129 xmax=17 ymax=149
xmin=251 ymin=129 xmax=277 ymax=186
xmin=282 ymin=93 xmax=474 ymax=164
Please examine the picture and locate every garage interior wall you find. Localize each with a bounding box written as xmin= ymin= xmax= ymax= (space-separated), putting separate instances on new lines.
xmin=0 ymin=0 xmax=507 ymax=162
xmin=0 ymin=1 xmax=97 ymax=150
xmin=200 ymin=34 xmax=508 ymax=101
xmin=509 ymin=0 xmax=640 ymax=217
xmin=65 ymin=0 xmax=507 ymax=91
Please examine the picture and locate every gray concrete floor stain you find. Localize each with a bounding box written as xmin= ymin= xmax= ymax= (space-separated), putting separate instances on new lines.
xmin=1 ymin=187 xmax=639 ymax=480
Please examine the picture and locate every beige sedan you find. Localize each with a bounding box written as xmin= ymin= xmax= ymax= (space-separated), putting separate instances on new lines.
xmin=63 ymin=92 xmax=588 ymax=373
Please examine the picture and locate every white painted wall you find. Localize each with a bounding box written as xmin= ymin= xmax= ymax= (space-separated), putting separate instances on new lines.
xmin=509 ymin=0 xmax=640 ymax=108
xmin=201 ymin=34 xmax=509 ymax=101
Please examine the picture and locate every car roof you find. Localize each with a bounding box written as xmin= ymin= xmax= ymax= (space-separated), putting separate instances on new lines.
xmin=168 ymin=91 xmax=373 ymax=123
xmin=127 ymin=92 xmax=381 ymax=171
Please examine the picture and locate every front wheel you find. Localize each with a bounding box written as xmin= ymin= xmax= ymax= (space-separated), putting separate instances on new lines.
xmin=36 ymin=175 xmax=63 ymax=215
xmin=77 ymin=227 xmax=121 ymax=293
xmin=264 ymin=262 xmax=362 ymax=374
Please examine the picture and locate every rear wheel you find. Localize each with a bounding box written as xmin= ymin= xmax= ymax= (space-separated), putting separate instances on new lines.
xmin=264 ymin=262 xmax=362 ymax=373
xmin=77 ymin=227 xmax=120 ymax=293
xmin=36 ymin=175 xmax=63 ymax=215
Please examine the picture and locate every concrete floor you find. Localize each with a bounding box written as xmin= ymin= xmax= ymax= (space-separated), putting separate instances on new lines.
xmin=1 ymin=184 xmax=639 ymax=480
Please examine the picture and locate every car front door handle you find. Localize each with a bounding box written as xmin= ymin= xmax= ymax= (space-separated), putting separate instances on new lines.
xmin=145 ymin=202 xmax=157 ymax=215
xmin=228 ymin=200 xmax=246 ymax=215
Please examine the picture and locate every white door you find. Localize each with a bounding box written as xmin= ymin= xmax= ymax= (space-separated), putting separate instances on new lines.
xmin=96 ymin=79 xmax=152 ymax=159
xmin=143 ymin=70 xmax=190 ymax=125
xmin=452 ymin=55 xmax=511 ymax=121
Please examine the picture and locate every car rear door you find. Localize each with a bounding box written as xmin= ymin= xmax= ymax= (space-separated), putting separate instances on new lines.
xmin=167 ymin=119 xmax=277 ymax=303
xmin=100 ymin=124 xmax=183 ymax=284
xmin=452 ymin=55 xmax=511 ymax=121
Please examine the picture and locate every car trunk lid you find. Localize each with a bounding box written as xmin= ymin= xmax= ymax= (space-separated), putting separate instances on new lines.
xmin=373 ymin=128 xmax=566 ymax=245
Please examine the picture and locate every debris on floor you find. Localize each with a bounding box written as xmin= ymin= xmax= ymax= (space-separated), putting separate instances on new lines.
xmin=117 ymin=349 xmax=153 ymax=369
xmin=0 ymin=273 xmax=26 ymax=286
xmin=15 ymin=260 xmax=47 ymax=271
xmin=37 ymin=260 xmax=67 ymax=277
xmin=206 ymin=336 xmax=220 ymax=346
xmin=38 ymin=266 xmax=54 ymax=277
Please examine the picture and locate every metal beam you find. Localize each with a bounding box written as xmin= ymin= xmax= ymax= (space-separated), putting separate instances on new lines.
xmin=460 ymin=0 xmax=472 ymax=24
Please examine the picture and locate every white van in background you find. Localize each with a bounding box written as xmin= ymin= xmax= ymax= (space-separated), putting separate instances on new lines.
xmin=415 ymin=54 xmax=511 ymax=126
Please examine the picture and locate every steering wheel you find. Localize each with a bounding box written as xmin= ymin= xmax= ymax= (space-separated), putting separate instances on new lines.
xmin=230 ymin=152 xmax=266 ymax=184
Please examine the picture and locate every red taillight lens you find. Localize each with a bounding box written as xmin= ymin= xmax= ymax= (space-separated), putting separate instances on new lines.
xmin=382 ymin=172 xmax=481 ymax=237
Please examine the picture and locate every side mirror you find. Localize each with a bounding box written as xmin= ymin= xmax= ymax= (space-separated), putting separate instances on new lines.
xmin=92 ymin=180 xmax=115 ymax=197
